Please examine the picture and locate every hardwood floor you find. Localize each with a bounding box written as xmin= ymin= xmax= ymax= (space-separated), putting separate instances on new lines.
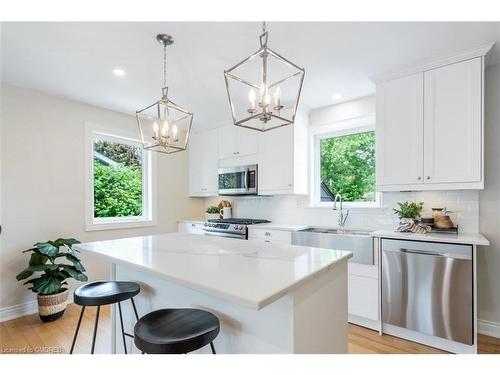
xmin=1 ymin=303 xmax=499 ymax=354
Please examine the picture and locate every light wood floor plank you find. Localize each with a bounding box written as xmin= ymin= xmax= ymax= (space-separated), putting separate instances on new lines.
xmin=1 ymin=303 xmax=499 ymax=354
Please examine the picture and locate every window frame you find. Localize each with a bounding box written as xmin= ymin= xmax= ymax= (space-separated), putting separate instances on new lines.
xmin=84 ymin=123 xmax=157 ymax=231
xmin=309 ymin=115 xmax=381 ymax=209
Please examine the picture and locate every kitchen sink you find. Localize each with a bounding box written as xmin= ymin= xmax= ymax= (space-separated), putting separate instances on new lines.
xmin=301 ymin=227 xmax=371 ymax=236
xmin=292 ymin=227 xmax=374 ymax=265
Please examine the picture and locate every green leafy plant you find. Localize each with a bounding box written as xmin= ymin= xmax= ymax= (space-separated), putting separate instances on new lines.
xmin=393 ymin=201 xmax=424 ymax=220
xmin=93 ymin=161 xmax=143 ymax=218
xmin=206 ymin=206 xmax=220 ymax=214
xmin=320 ymin=131 xmax=375 ymax=202
xmin=16 ymin=238 xmax=88 ymax=295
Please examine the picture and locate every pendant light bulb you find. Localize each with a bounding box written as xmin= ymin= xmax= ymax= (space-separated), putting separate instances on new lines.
xmin=153 ymin=121 xmax=160 ymax=139
xmin=172 ymin=124 xmax=178 ymax=141
xmin=161 ymin=119 xmax=169 ymax=137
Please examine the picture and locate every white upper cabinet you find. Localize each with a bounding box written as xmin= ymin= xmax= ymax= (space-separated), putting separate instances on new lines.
xmin=218 ymin=125 xmax=258 ymax=160
xmin=376 ymin=73 xmax=424 ymax=187
xmin=188 ymin=128 xmax=219 ymax=197
xmin=423 ymin=57 xmax=482 ymax=184
xmin=258 ymin=111 xmax=308 ymax=195
xmin=373 ymin=43 xmax=492 ymax=191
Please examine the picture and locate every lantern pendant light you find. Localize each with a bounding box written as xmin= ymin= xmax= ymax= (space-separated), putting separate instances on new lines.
xmin=136 ymin=34 xmax=193 ymax=154
xmin=224 ymin=22 xmax=305 ymax=132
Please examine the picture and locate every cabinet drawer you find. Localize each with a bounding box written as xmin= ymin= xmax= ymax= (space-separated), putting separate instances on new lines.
xmin=248 ymin=228 xmax=292 ymax=244
xmin=178 ymin=222 xmax=204 ymax=235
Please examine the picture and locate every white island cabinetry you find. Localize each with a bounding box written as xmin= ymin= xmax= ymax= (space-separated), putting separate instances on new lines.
xmin=76 ymin=233 xmax=352 ymax=354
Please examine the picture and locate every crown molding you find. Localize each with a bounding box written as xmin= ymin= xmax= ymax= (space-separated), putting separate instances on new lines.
xmin=371 ymin=42 xmax=496 ymax=84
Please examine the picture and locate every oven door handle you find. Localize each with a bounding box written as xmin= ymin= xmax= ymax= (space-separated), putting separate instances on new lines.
xmin=204 ymin=231 xmax=245 ymax=239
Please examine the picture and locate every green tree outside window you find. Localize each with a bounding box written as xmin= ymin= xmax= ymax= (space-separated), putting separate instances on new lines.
xmin=320 ymin=131 xmax=375 ymax=202
xmin=93 ymin=140 xmax=144 ymax=218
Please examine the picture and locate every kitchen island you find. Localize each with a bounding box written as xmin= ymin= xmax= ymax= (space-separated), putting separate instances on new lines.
xmin=75 ymin=233 xmax=352 ymax=354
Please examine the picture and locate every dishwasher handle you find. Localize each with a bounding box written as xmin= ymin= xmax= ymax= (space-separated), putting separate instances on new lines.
xmin=384 ymin=247 xmax=471 ymax=260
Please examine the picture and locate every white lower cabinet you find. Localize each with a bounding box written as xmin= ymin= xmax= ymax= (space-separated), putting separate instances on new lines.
xmin=348 ymin=273 xmax=379 ymax=322
xmin=177 ymin=221 xmax=205 ymax=235
xmin=247 ymin=228 xmax=292 ymax=244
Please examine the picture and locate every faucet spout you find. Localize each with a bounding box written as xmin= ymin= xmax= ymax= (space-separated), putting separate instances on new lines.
xmin=332 ymin=193 xmax=349 ymax=228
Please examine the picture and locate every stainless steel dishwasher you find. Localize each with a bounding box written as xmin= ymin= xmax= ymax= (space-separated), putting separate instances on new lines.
xmin=381 ymin=238 xmax=473 ymax=345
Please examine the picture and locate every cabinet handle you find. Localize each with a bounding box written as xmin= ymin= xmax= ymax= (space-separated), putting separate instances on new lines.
xmin=265 ymin=232 xmax=271 ymax=237
xmin=417 ymin=176 xmax=422 ymax=180
xmin=264 ymin=240 xmax=270 ymax=243
xmin=426 ymin=176 xmax=431 ymax=180
xmin=191 ymin=223 xmax=196 ymax=227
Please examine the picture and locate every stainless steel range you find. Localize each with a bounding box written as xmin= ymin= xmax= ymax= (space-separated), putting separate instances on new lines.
xmin=203 ymin=218 xmax=270 ymax=239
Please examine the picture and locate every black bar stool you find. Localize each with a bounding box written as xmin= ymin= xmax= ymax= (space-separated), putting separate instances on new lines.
xmin=70 ymin=280 xmax=140 ymax=354
xmin=134 ymin=308 xmax=220 ymax=354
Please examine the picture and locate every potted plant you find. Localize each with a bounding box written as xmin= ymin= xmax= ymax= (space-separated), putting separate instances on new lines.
xmin=393 ymin=201 xmax=425 ymax=232
xmin=205 ymin=206 xmax=220 ymax=220
xmin=16 ymin=238 xmax=88 ymax=322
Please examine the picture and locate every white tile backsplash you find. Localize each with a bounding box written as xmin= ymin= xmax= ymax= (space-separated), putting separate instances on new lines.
xmin=205 ymin=190 xmax=479 ymax=233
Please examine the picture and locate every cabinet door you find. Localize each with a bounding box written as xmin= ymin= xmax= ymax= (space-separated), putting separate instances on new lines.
xmin=218 ymin=125 xmax=258 ymax=159
xmin=423 ymin=58 xmax=482 ymax=184
xmin=258 ymin=125 xmax=294 ymax=193
xmin=188 ymin=129 xmax=218 ymax=196
xmin=376 ymin=73 xmax=424 ymax=187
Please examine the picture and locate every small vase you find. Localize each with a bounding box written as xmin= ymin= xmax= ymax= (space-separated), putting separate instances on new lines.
xmin=37 ymin=289 xmax=68 ymax=322
xmin=206 ymin=213 xmax=220 ymax=221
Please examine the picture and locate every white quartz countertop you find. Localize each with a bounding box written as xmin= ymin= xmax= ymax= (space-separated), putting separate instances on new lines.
xmin=75 ymin=233 xmax=352 ymax=310
xmin=370 ymin=230 xmax=489 ymax=246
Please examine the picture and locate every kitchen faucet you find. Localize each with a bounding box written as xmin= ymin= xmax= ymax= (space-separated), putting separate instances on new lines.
xmin=333 ymin=193 xmax=349 ymax=228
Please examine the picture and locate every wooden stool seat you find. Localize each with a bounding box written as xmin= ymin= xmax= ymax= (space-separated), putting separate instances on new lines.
xmin=74 ymin=281 xmax=140 ymax=306
xmin=134 ymin=308 xmax=220 ymax=354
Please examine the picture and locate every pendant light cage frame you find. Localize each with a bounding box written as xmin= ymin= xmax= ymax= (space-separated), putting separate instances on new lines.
xmin=224 ymin=23 xmax=305 ymax=132
xmin=136 ymin=34 xmax=194 ymax=154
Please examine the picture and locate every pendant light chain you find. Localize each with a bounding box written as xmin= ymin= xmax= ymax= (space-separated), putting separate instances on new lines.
xmin=262 ymin=21 xmax=266 ymax=33
xmin=163 ymin=43 xmax=167 ymax=88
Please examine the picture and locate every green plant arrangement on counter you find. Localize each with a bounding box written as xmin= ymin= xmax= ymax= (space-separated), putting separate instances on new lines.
xmin=393 ymin=201 xmax=424 ymax=220
xmin=206 ymin=206 xmax=220 ymax=214
xmin=16 ymin=238 xmax=88 ymax=322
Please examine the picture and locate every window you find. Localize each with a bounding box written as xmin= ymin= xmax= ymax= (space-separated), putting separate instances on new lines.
xmin=85 ymin=124 xmax=156 ymax=231
xmin=311 ymin=117 xmax=380 ymax=208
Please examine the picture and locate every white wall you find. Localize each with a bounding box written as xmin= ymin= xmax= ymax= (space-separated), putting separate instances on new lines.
xmin=478 ymin=63 xmax=500 ymax=328
xmin=0 ymin=84 xmax=204 ymax=316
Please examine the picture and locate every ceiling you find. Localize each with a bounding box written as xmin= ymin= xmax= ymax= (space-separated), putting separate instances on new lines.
xmin=2 ymin=22 xmax=500 ymax=131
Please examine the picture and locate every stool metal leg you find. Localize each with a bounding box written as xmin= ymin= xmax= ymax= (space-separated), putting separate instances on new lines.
xmin=130 ymin=297 xmax=139 ymax=320
xmin=91 ymin=305 xmax=100 ymax=354
xmin=69 ymin=306 xmax=85 ymax=354
xmin=118 ymin=302 xmax=128 ymax=354
xmin=210 ymin=342 xmax=216 ymax=354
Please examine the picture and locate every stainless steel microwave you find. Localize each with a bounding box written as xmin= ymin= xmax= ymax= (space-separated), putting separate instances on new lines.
xmin=218 ymin=165 xmax=257 ymax=195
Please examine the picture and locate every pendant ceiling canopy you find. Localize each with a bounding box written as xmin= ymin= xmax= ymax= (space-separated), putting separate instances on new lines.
xmin=136 ymin=34 xmax=193 ymax=154
xmin=224 ymin=22 xmax=305 ymax=132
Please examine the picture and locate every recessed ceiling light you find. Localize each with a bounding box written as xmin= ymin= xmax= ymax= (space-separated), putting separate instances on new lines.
xmin=112 ymin=67 xmax=126 ymax=77
xmin=332 ymin=93 xmax=343 ymax=101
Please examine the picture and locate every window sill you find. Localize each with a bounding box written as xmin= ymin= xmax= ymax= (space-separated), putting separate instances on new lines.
xmin=85 ymin=218 xmax=156 ymax=232
xmin=306 ymin=204 xmax=384 ymax=211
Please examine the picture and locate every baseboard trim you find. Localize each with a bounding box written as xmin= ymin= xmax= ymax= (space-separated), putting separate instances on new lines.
xmin=478 ymin=319 xmax=500 ymax=339
xmin=0 ymin=300 xmax=38 ymax=322
xmin=0 ymin=295 xmax=75 ymax=323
